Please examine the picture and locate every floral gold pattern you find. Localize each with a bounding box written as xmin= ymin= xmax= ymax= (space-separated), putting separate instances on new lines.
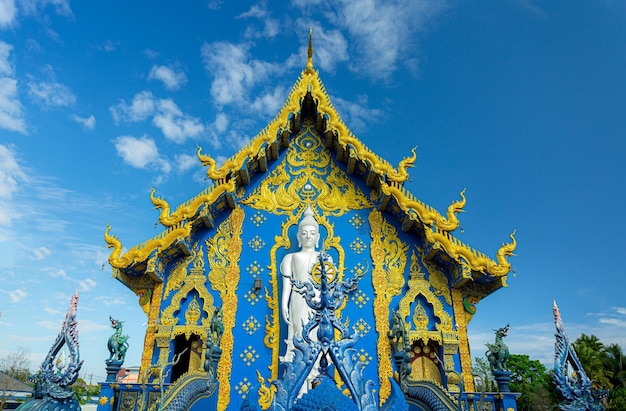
xmin=369 ymin=209 xmax=408 ymax=404
xmin=206 ymin=207 xmax=244 ymax=411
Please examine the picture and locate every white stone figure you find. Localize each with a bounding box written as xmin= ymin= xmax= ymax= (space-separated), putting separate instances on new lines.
xmin=280 ymin=206 xmax=321 ymax=363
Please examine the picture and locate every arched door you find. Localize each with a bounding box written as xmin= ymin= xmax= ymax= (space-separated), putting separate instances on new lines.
xmin=170 ymin=334 xmax=202 ymax=382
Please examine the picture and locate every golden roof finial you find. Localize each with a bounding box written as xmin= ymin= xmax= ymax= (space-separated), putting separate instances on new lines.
xmin=305 ymin=27 xmax=314 ymax=73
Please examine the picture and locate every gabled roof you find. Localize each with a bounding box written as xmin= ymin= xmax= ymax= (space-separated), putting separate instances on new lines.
xmin=0 ymin=371 xmax=33 ymax=393
xmin=105 ymin=32 xmax=516 ymax=298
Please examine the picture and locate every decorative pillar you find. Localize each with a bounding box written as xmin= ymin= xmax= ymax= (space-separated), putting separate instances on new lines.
xmin=493 ymin=369 xmax=511 ymax=392
xmin=105 ymin=360 xmax=123 ymax=383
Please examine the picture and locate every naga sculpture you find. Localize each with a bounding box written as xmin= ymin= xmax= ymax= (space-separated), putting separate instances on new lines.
xmin=552 ymin=301 xmax=606 ymax=411
xmin=486 ymin=324 xmax=510 ymax=372
xmin=107 ymin=316 xmax=130 ymax=363
xmin=17 ymin=291 xmax=83 ymax=411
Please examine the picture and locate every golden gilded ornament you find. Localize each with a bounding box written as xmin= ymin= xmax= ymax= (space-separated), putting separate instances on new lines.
xmin=421 ymin=252 xmax=452 ymax=306
xmin=398 ymin=251 xmax=455 ymax=344
xmin=205 ymin=208 xmax=244 ymax=411
xmin=380 ymin=184 xmax=465 ymax=232
xmin=242 ymin=128 xmax=372 ymax=216
xmin=140 ymin=283 xmax=163 ymax=381
xmin=160 ymin=244 xmax=215 ymax=337
xmin=105 ymin=223 xmax=192 ymax=270
xmin=255 ymin=371 xmax=277 ymax=410
xmin=451 ymin=289 xmax=474 ymax=391
xmin=396 ymin=250 xmax=462 ymax=390
xmin=195 ymin=49 xmax=413 ymax=185
xmin=150 ymin=179 xmax=236 ymax=227
xmin=369 ymin=209 xmax=408 ymax=404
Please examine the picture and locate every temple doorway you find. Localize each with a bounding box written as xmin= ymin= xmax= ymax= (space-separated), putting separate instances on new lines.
xmin=408 ymin=340 xmax=442 ymax=384
xmin=170 ymin=334 xmax=202 ymax=382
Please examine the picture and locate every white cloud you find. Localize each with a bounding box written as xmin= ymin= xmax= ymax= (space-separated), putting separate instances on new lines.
xmin=469 ymin=322 xmax=556 ymax=367
xmin=78 ymin=278 xmax=97 ymax=292
xmin=79 ymin=318 xmax=111 ymax=332
xmin=201 ymin=41 xmax=282 ymax=107
xmin=293 ymin=0 xmax=445 ymax=81
xmin=0 ymin=41 xmax=13 ymax=75
xmin=148 ymin=65 xmax=187 ymax=91
xmin=0 ymin=43 xmax=26 ymax=133
xmin=0 ymin=145 xmax=26 ymax=230
xmin=114 ymin=135 xmax=161 ymax=169
xmin=224 ymin=129 xmax=250 ymax=150
xmin=28 ymin=81 xmax=76 ymax=108
xmin=19 ymin=0 xmax=73 ymax=19
xmin=94 ymin=296 xmax=127 ymax=307
xmin=8 ymin=288 xmax=26 ymax=303
xmin=470 ymin=306 xmax=626 ymax=369
xmin=102 ymin=39 xmax=118 ymax=52
xmin=596 ymin=307 xmax=626 ymax=328
xmin=0 ymin=144 xmax=27 ymax=200
xmin=175 ymin=153 xmax=197 ymax=173
xmin=250 ymin=85 xmax=287 ymax=117
xmin=44 ymin=306 xmax=61 ymax=315
xmin=204 ymin=112 xmax=229 ymax=149
xmin=110 ymin=91 xmax=156 ymax=124
xmin=310 ymin=26 xmax=348 ymax=73
xmin=113 ymin=134 xmax=171 ymax=180
xmin=290 ymin=0 xmax=324 ymax=7
xmin=343 ymin=0 xmax=445 ymax=80
xmin=30 ymin=246 xmax=51 ymax=260
xmin=332 ymin=94 xmax=384 ymax=133
xmin=152 ymin=99 xmax=205 ymax=143
xmin=71 ymin=114 xmax=95 ymax=129
xmin=237 ymin=2 xmax=280 ymax=39
xmin=111 ymin=92 xmax=203 ymax=143
xmin=613 ymin=307 xmax=626 ymax=316
xmin=207 ymin=0 xmax=222 ymax=10
xmin=0 ymin=0 xmax=17 ymax=28
xmin=47 ymin=268 xmax=67 ymax=278
xmin=238 ymin=3 xmax=266 ymax=19
xmin=291 ymin=20 xmax=348 ymax=73
xmin=36 ymin=320 xmax=58 ymax=330
xmin=213 ymin=112 xmax=228 ymax=133
xmin=599 ymin=317 xmax=626 ymax=328
xmin=0 ymin=78 xmax=26 ymax=133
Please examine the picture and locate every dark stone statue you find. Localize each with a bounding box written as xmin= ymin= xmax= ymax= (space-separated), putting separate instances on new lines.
xmin=107 ymin=316 xmax=130 ymax=363
xmin=486 ymin=324 xmax=510 ymax=372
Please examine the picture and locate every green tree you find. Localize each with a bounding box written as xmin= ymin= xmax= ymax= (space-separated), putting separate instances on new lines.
xmin=605 ymin=343 xmax=625 ymax=389
xmin=69 ymin=377 xmax=100 ymax=405
xmin=573 ymin=334 xmax=613 ymax=390
xmin=472 ymin=357 xmax=496 ymax=392
xmin=0 ymin=348 xmax=32 ymax=409
xmin=0 ymin=348 xmax=31 ymax=382
xmin=603 ymin=343 xmax=626 ymax=411
xmin=507 ymin=354 xmax=557 ymax=411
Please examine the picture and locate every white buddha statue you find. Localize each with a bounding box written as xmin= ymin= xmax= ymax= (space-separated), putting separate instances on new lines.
xmin=280 ymin=206 xmax=321 ymax=363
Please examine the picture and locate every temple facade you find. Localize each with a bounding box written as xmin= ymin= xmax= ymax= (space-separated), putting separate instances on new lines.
xmin=97 ymin=35 xmax=518 ymax=411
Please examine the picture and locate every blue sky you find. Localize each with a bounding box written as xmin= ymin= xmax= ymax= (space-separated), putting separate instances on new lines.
xmin=1 ymin=0 xmax=626 ymax=382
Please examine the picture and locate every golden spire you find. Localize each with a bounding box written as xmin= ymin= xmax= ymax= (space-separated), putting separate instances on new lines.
xmin=305 ymin=27 xmax=314 ymax=73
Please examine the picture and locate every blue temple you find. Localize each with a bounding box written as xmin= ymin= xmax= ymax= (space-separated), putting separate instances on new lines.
xmin=99 ymin=33 xmax=519 ymax=411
